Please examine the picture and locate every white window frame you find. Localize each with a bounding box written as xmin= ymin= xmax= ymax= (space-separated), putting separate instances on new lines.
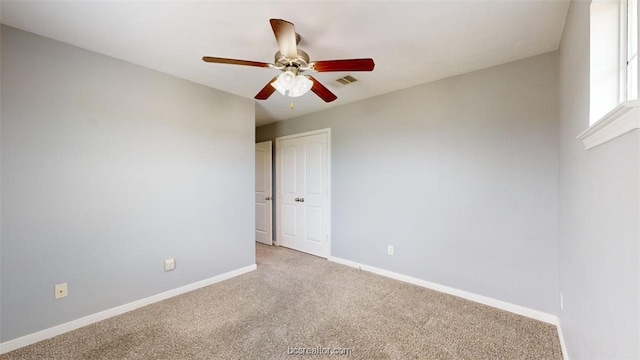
xmin=580 ymin=0 xmax=640 ymax=149
xmin=624 ymin=0 xmax=638 ymax=100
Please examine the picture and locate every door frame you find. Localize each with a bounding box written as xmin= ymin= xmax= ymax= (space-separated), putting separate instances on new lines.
xmin=274 ymin=128 xmax=331 ymax=258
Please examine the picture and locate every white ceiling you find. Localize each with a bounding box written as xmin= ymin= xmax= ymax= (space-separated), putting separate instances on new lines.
xmin=1 ymin=1 xmax=569 ymax=126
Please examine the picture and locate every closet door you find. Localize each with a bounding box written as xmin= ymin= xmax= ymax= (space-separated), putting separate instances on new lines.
xmin=255 ymin=141 xmax=272 ymax=245
xmin=276 ymin=131 xmax=329 ymax=258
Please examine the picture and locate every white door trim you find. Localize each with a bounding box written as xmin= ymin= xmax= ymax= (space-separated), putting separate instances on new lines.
xmin=275 ymin=128 xmax=331 ymax=258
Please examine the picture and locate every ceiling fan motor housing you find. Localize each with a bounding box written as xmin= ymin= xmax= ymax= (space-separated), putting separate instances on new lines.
xmin=274 ymin=49 xmax=310 ymax=73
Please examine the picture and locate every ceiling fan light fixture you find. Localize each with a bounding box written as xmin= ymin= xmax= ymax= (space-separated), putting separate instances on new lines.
xmin=271 ymin=73 xmax=313 ymax=98
xmin=271 ymin=79 xmax=287 ymax=96
xmin=288 ymin=75 xmax=313 ymax=97
xmin=275 ymin=70 xmax=297 ymax=91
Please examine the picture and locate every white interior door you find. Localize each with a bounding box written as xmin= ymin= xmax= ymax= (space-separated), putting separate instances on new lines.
xmin=276 ymin=130 xmax=330 ymax=258
xmin=255 ymin=141 xmax=272 ymax=245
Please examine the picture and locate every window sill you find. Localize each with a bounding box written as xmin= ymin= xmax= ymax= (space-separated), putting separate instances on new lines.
xmin=577 ymin=100 xmax=640 ymax=150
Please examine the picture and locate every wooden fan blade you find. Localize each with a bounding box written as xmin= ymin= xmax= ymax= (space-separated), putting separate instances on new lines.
xmin=270 ymin=19 xmax=298 ymax=59
xmin=255 ymin=77 xmax=279 ymax=100
xmin=307 ymin=76 xmax=337 ymax=103
xmin=312 ymin=58 xmax=375 ymax=72
xmin=202 ymin=56 xmax=271 ymax=68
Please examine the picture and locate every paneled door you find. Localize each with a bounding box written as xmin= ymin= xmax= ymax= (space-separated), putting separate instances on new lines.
xmin=276 ymin=130 xmax=330 ymax=258
xmin=255 ymin=141 xmax=272 ymax=245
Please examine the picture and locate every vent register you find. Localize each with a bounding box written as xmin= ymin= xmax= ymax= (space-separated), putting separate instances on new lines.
xmin=335 ymin=75 xmax=358 ymax=85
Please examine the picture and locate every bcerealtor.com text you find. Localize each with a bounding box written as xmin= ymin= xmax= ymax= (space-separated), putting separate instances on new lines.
xmin=287 ymin=346 xmax=352 ymax=356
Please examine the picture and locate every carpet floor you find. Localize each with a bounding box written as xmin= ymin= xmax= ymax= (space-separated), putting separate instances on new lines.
xmin=2 ymin=244 xmax=562 ymax=359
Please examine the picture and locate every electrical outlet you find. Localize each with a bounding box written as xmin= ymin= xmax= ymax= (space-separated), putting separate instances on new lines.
xmin=560 ymin=292 xmax=564 ymax=311
xmin=164 ymin=258 xmax=176 ymax=271
xmin=387 ymin=245 xmax=394 ymax=256
xmin=54 ymin=283 xmax=68 ymax=299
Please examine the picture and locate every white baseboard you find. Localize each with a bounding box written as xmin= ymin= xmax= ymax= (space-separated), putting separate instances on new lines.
xmin=557 ymin=322 xmax=570 ymax=360
xmin=0 ymin=264 xmax=257 ymax=355
xmin=328 ymin=256 xmax=558 ymax=325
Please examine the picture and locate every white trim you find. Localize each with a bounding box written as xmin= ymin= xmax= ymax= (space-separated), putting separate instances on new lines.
xmin=621 ymin=0 xmax=629 ymax=105
xmin=0 ymin=264 xmax=257 ymax=355
xmin=578 ymin=100 xmax=640 ymax=149
xmin=557 ymin=322 xmax=570 ymax=360
xmin=328 ymin=256 xmax=558 ymax=325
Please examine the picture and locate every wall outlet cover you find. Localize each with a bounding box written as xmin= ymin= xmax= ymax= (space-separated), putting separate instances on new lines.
xmin=54 ymin=283 xmax=68 ymax=299
xmin=164 ymin=258 xmax=176 ymax=271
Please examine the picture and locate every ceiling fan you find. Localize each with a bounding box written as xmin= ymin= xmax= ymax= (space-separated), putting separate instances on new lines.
xmin=202 ymin=19 xmax=375 ymax=103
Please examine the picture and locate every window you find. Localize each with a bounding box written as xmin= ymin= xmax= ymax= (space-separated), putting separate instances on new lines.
xmin=626 ymin=0 xmax=638 ymax=100
xmin=580 ymin=0 xmax=640 ymax=149
xmin=590 ymin=0 xmax=639 ymax=125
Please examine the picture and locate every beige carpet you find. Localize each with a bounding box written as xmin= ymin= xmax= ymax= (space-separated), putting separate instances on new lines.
xmin=2 ymin=244 xmax=562 ymax=359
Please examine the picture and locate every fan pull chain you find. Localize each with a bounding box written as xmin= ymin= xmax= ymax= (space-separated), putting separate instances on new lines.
xmin=290 ymin=101 xmax=294 ymax=109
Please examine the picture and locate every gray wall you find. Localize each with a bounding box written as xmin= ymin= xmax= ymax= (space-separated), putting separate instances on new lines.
xmin=0 ymin=26 xmax=255 ymax=342
xmin=257 ymin=53 xmax=559 ymax=314
xmin=558 ymin=2 xmax=640 ymax=359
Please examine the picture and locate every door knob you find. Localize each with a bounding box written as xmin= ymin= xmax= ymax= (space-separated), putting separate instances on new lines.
xmin=294 ymin=198 xmax=300 ymax=202
xmin=265 ymin=196 xmax=271 ymax=200
xmin=300 ymin=198 xmax=305 ymax=202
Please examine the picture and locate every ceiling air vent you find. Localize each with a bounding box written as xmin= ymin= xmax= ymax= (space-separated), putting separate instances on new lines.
xmin=335 ymin=75 xmax=358 ymax=85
